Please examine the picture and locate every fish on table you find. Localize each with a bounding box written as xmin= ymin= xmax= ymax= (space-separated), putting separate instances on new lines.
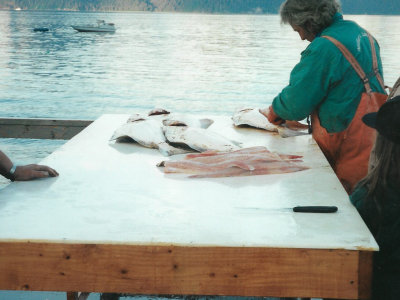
xmin=147 ymin=108 xmax=214 ymax=129
xmin=110 ymin=117 xmax=188 ymax=156
xmin=163 ymin=125 xmax=242 ymax=153
xmin=148 ymin=108 xmax=170 ymax=116
xmin=158 ymin=146 xmax=309 ymax=178
xmin=232 ymin=108 xmax=309 ymax=138
xmin=162 ymin=114 xmax=214 ymax=129
xmin=110 ymin=108 xmax=217 ymax=156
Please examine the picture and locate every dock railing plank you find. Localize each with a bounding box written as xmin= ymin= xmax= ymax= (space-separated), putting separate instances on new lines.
xmin=0 ymin=118 xmax=92 ymax=140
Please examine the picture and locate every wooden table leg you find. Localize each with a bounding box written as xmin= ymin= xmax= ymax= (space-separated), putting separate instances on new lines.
xmin=66 ymin=292 xmax=77 ymax=300
xmin=100 ymin=293 xmax=120 ymax=300
xmin=66 ymin=292 xmax=90 ymax=300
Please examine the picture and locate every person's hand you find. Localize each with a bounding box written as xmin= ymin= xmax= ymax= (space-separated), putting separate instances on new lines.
xmin=13 ymin=164 xmax=59 ymax=181
xmin=259 ymin=106 xmax=285 ymax=125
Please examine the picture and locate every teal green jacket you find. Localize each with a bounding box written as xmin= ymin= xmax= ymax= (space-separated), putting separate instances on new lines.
xmin=272 ymin=14 xmax=385 ymax=133
xmin=350 ymin=183 xmax=400 ymax=298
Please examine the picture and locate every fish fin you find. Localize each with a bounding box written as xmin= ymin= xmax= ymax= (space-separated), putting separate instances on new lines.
xmin=110 ymin=135 xmax=136 ymax=143
xmin=156 ymin=161 xmax=166 ymax=167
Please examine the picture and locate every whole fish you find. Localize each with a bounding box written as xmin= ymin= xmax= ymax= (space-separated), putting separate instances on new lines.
xmin=148 ymin=108 xmax=214 ymax=129
xmin=162 ymin=114 xmax=214 ymax=129
xmin=232 ymin=108 xmax=309 ymax=138
xmin=110 ymin=118 xmax=189 ymax=156
xmin=232 ymin=108 xmax=278 ymax=132
xmin=111 ymin=108 xmax=215 ymax=156
xmin=163 ymin=126 xmax=242 ymax=153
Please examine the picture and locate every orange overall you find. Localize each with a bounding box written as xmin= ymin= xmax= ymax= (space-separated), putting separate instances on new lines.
xmin=311 ymin=34 xmax=387 ymax=194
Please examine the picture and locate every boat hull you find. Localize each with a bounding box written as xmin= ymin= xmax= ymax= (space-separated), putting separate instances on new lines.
xmin=72 ymin=26 xmax=115 ymax=33
xmin=33 ymin=27 xmax=49 ymax=32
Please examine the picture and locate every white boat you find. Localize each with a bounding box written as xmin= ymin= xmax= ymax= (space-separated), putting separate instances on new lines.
xmin=72 ymin=20 xmax=116 ymax=33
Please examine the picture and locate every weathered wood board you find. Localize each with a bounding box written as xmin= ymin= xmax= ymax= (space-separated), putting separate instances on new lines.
xmin=0 ymin=118 xmax=92 ymax=139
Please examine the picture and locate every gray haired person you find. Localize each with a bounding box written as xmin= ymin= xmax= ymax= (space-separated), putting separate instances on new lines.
xmin=280 ymin=0 xmax=341 ymax=41
xmin=260 ymin=0 xmax=387 ymax=194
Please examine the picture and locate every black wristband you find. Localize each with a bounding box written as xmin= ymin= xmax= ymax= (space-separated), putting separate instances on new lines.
xmin=5 ymin=165 xmax=16 ymax=182
xmin=4 ymin=172 xmax=15 ymax=182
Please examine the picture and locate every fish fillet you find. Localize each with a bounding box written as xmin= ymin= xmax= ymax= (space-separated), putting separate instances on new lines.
xmin=159 ymin=146 xmax=309 ymax=178
xmin=190 ymin=164 xmax=309 ymax=178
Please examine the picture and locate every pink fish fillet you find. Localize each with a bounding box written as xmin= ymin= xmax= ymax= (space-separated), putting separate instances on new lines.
xmin=184 ymin=146 xmax=302 ymax=162
xmin=163 ymin=157 xmax=259 ymax=174
xmin=184 ymin=147 xmax=291 ymax=164
xmin=158 ymin=146 xmax=309 ymax=178
xmin=189 ymin=162 xmax=310 ymax=178
xmin=184 ymin=146 xmax=269 ymax=159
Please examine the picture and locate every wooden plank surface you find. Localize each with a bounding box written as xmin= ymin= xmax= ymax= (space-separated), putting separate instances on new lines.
xmin=0 ymin=241 xmax=371 ymax=299
xmin=0 ymin=118 xmax=92 ymax=139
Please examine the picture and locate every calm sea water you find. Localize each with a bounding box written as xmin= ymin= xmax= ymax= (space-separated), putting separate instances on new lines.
xmin=1 ymin=11 xmax=399 ymax=119
xmin=0 ymin=10 xmax=400 ymax=300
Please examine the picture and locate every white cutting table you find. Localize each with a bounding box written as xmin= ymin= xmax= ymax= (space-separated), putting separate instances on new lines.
xmin=0 ymin=114 xmax=377 ymax=299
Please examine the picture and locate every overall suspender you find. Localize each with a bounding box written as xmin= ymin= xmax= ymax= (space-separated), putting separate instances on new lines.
xmin=322 ymin=33 xmax=386 ymax=93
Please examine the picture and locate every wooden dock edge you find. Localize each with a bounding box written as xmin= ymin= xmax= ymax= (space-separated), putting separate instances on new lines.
xmin=0 ymin=118 xmax=92 ymax=140
xmin=0 ymin=241 xmax=372 ymax=299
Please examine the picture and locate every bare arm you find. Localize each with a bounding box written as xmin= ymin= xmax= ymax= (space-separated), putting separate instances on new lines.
xmin=0 ymin=150 xmax=59 ymax=181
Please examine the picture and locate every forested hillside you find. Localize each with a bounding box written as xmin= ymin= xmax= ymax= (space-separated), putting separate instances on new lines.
xmin=0 ymin=0 xmax=283 ymax=12
xmin=0 ymin=0 xmax=399 ymax=15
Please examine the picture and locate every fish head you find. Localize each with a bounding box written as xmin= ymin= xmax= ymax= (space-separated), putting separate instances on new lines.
xmin=162 ymin=119 xmax=188 ymax=127
xmin=127 ymin=114 xmax=147 ymax=123
xmin=148 ymin=108 xmax=170 ymax=116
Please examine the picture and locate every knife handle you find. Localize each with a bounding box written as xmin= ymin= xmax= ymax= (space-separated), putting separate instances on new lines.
xmin=293 ymin=206 xmax=338 ymax=213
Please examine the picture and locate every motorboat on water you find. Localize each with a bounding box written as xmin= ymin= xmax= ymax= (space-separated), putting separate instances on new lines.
xmin=71 ymin=20 xmax=116 ymax=33
xmin=33 ymin=27 xmax=49 ymax=32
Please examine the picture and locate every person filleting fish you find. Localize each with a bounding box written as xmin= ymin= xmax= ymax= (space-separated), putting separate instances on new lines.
xmin=259 ymin=0 xmax=387 ymax=194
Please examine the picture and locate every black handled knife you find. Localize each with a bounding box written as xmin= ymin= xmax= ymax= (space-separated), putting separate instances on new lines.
xmin=293 ymin=206 xmax=338 ymax=213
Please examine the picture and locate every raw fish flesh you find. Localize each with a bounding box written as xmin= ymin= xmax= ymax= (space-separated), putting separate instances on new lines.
xmin=158 ymin=146 xmax=309 ymax=178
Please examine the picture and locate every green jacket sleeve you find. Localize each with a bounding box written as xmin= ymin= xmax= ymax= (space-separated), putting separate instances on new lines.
xmin=272 ymin=40 xmax=338 ymax=121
